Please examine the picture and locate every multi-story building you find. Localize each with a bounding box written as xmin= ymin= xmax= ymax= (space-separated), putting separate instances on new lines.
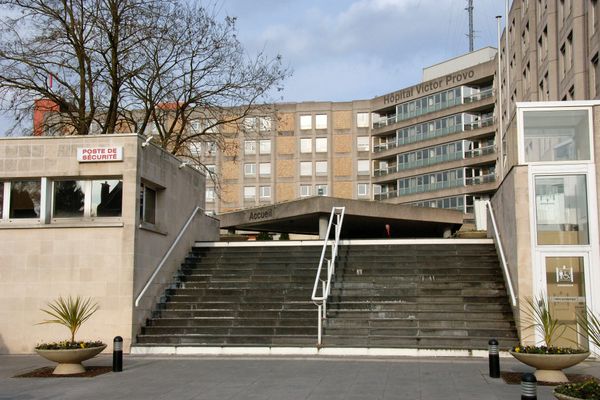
xmin=200 ymin=48 xmax=500 ymax=218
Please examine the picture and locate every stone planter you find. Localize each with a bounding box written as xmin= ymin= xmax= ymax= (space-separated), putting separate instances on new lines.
xmin=553 ymin=392 xmax=585 ymax=400
xmin=35 ymin=344 xmax=107 ymax=375
xmin=510 ymin=351 xmax=590 ymax=383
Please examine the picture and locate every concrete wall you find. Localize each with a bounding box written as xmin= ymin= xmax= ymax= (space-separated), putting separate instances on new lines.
xmin=132 ymin=142 xmax=219 ymax=342
xmin=0 ymin=134 xmax=219 ymax=354
xmin=489 ymin=165 xmax=534 ymax=343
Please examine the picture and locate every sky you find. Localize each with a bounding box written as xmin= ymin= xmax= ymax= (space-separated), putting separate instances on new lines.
xmin=0 ymin=0 xmax=508 ymax=135
xmin=217 ymin=0 xmax=508 ymax=103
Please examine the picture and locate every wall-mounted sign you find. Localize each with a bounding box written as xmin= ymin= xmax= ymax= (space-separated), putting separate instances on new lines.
xmin=77 ymin=146 xmax=123 ymax=162
xmin=248 ymin=208 xmax=273 ymax=221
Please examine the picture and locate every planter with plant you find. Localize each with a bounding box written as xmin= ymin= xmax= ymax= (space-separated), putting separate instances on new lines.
xmin=510 ymin=295 xmax=589 ymax=383
xmin=35 ymin=296 xmax=106 ymax=375
xmin=552 ymin=308 xmax=600 ymax=399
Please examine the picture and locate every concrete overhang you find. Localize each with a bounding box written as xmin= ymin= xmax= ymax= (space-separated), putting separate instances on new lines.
xmin=218 ymin=197 xmax=464 ymax=239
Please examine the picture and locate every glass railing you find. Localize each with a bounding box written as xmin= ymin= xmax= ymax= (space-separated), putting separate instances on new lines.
xmin=463 ymin=88 xmax=494 ymax=103
xmin=374 ymin=173 xmax=496 ymax=200
xmin=373 ymin=89 xmax=494 ymax=130
xmin=373 ymin=164 xmax=398 ymax=177
xmin=374 ymin=190 xmax=398 ymax=201
xmin=464 ymin=145 xmax=496 ymax=158
xmin=464 ymin=116 xmax=495 ymax=130
xmin=465 ymin=173 xmax=496 ymax=185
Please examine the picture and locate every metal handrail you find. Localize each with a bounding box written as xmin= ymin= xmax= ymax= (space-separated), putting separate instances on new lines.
xmin=484 ymin=200 xmax=517 ymax=307
xmin=135 ymin=205 xmax=202 ymax=307
xmin=311 ymin=206 xmax=345 ymax=346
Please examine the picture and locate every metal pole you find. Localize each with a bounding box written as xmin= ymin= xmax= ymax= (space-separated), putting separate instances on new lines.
xmin=488 ymin=338 xmax=500 ymax=378
xmin=113 ymin=336 xmax=123 ymax=372
xmin=317 ymin=305 xmax=322 ymax=346
xmin=521 ymin=373 xmax=537 ymax=399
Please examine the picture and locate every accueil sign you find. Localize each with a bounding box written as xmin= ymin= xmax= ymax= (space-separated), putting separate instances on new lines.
xmin=77 ymin=146 xmax=124 ymax=162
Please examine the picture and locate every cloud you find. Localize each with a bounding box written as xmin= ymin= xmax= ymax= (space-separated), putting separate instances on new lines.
xmin=221 ymin=0 xmax=506 ymax=102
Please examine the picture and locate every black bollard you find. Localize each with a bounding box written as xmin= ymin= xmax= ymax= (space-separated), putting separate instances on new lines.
xmin=488 ymin=338 xmax=500 ymax=378
xmin=521 ymin=373 xmax=537 ymax=400
xmin=113 ymin=336 xmax=123 ymax=372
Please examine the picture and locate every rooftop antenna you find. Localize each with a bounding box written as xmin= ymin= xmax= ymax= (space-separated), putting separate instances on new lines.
xmin=466 ymin=0 xmax=474 ymax=52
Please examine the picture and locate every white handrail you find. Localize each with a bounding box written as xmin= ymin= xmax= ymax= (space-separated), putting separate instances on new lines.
xmin=311 ymin=207 xmax=345 ymax=346
xmin=484 ymin=200 xmax=517 ymax=307
xmin=135 ymin=205 xmax=202 ymax=307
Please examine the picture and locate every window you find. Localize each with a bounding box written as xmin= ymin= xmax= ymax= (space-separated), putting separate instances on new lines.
xmin=315 ymin=137 xmax=327 ymax=153
xmin=357 ymin=136 xmax=370 ymax=151
xmin=244 ymin=117 xmax=256 ymax=132
xmin=535 ymin=175 xmax=589 ymax=245
xmin=206 ymin=187 xmax=215 ymax=202
xmin=300 ymin=115 xmax=312 ymax=130
xmin=244 ymin=140 xmax=256 ymax=155
xmin=316 ymin=184 xmax=327 ymax=196
xmin=356 ymin=113 xmax=369 ymax=128
xmin=91 ymin=180 xmax=122 ymax=217
xmin=357 ymin=183 xmax=369 ymax=197
xmin=259 ymin=162 xmax=271 ymax=176
xmin=260 ymin=186 xmax=271 ymax=199
xmin=315 ymin=114 xmax=327 ymax=129
xmin=523 ymin=109 xmax=590 ymax=162
xmin=259 ymin=139 xmax=271 ymax=154
xmin=244 ymin=186 xmax=256 ymax=199
xmin=300 ymin=138 xmax=312 ymax=153
xmin=300 ymin=161 xmax=312 ymax=176
xmin=204 ymin=141 xmax=216 ymax=156
xmin=315 ymin=161 xmax=328 ymax=175
xmin=140 ymin=184 xmax=156 ymax=224
xmin=205 ymin=164 xmax=216 ymax=174
xmin=357 ymin=160 xmax=370 ymax=175
xmin=8 ymin=180 xmax=41 ymax=219
xmin=244 ymin=163 xmax=256 ymax=176
xmin=54 ymin=180 xmax=85 ymax=218
xmin=191 ymin=118 xmax=217 ymax=134
xmin=300 ymin=184 xmax=311 ymax=197
xmin=0 ymin=182 xmax=3 ymax=219
xmin=259 ymin=116 xmax=272 ymax=132
xmin=189 ymin=141 xmax=202 ymax=156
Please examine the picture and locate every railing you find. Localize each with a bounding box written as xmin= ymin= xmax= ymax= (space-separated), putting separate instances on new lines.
xmin=465 ymin=173 xmax=496 ymax=185
xmin=464 ymin=145 xmax=496 ymax=158
xmin=135 ymin=205 xmax=202 ymax=307
xmin=463 ymin=88 xmax=494 ymax=103
xmin=311 ymin=207 xmax=345 ymax=346
xmin=484 ymin=200 xmax=517 ymax=306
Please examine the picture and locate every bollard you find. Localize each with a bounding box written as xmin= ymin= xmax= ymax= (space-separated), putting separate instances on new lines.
xmin=113 ymin=336 xmax=123 ymax=372
xmin=521 ymin=373 xmax=537 ymax=400
xmin=488 ymin=338 xmax=500 ymax=378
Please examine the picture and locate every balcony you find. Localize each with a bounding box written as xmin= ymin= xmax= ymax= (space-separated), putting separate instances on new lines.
xmin=464 ymin=144 xmax=496 ymax=158
xmin=373 ymin=97 xmax=463 ymax=129
xmin=463 ymin=88 xmax=494 ymax=103
xmin=374 ymin=172 xmax=497 ymax=200
xmin=373 ymin=116 xmax=495 ymax=152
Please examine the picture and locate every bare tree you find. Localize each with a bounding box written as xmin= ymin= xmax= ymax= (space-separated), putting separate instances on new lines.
xmin=0 ymin=0 xmax=289 ymax=158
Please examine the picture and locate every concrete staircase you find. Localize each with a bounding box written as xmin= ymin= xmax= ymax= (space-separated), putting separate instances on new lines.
xmin=322 ymin=243 xmax=518 ymax=349
xmin=136 ymin=241 xmax=518 ymax=350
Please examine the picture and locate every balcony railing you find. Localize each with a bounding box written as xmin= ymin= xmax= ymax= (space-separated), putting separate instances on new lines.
xmin=374 ymin=172 xmax=496 ymax=200
xmin=465 ymin=173 xmax=496 ymax=185
xmin=464 ymin=145 xmax=496 ymax=158
xmin=373 ymin=117 xmax=494 ymax=152
xmin=463 ymin=88 xmax=494 ymax=103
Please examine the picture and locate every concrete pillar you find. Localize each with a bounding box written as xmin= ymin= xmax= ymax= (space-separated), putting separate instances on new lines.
xmin=319 ymin=215 xmax=328 ymax=239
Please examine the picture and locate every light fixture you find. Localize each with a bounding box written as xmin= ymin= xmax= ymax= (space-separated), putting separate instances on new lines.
xmin=141 ymin=136 xmax=153 ymax=148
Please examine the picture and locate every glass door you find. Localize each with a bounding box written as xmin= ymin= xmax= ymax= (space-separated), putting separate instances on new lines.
xmin=540 ymin=253 xmax=590 ymax=349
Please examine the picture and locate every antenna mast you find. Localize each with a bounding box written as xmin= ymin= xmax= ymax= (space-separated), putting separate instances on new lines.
xmin=466 ymin=0 xmax=474 ymax=52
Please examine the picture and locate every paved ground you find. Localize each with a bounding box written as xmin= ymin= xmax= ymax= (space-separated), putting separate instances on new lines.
xmin=1 ymin=354 xmax=599 ymax=400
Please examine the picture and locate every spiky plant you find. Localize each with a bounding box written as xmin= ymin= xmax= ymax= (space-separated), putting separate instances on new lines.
xmin=577 ymin=307 xmax=600 ymax=354
xmin=38 ymin=296 xmax=99 ymax=343
xmin=521 ymin=294 xmax=567 ymax=347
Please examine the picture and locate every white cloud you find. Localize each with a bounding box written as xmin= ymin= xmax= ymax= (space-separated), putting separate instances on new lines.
xmin=221 ymin=0 xmax=506 ymax=102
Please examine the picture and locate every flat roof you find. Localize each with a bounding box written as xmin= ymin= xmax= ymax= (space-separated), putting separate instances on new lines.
xmin=219 ymin=196 xmax=464 ymax=239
